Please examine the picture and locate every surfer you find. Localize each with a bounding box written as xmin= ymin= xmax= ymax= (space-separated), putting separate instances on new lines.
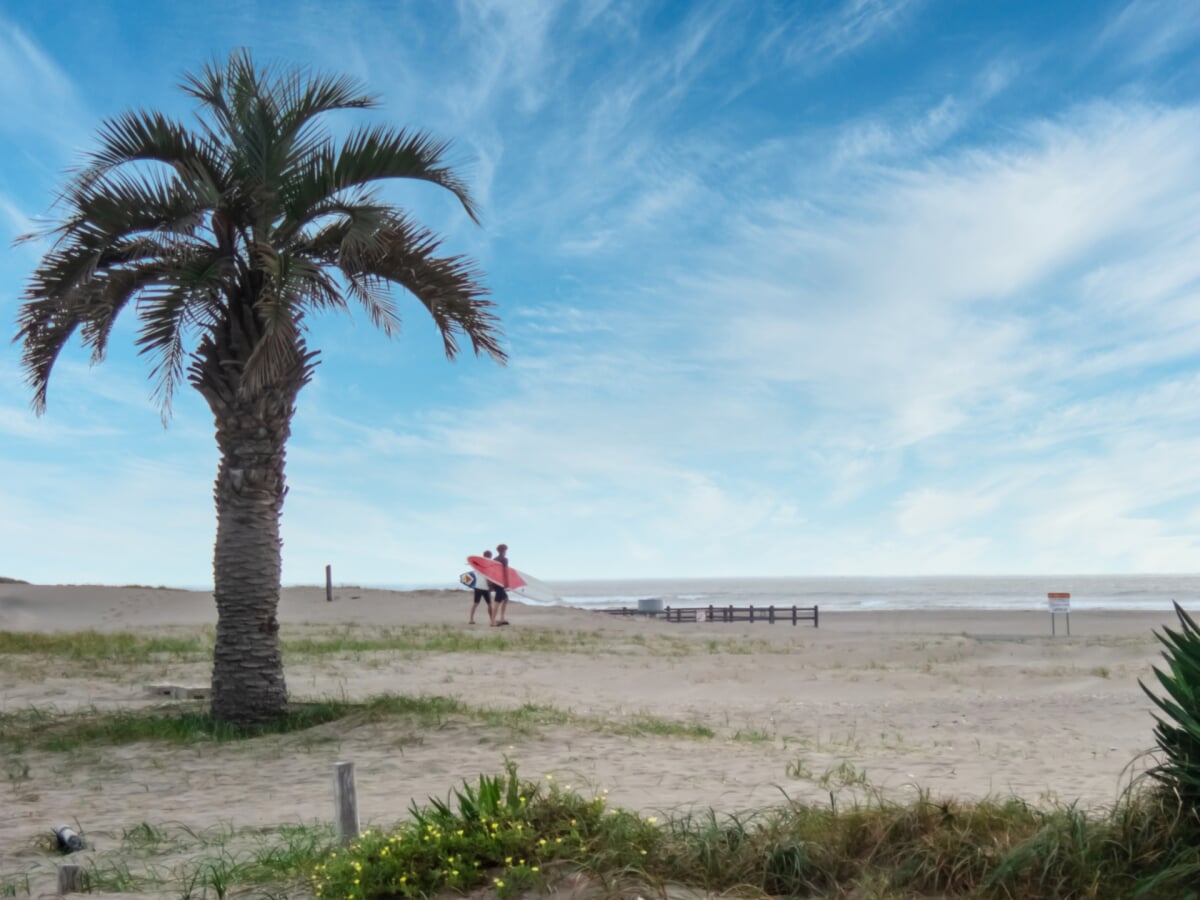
xmin=470 ymin=550 xmax=495 ymax=625
xmin=492 ymin=543 xmax=511 ymax=625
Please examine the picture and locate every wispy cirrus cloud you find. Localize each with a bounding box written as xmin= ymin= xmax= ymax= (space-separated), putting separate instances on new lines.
xmin=782 ymin=0 xmax=925 ymax=69
xmin=0 ymin=17 xmax=86 ymax=149
xmin=1097 ymin=0 xmax=1200 ymax=68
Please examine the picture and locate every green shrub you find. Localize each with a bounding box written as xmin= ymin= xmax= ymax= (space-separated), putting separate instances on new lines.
xmin=311 ymin=762 xmax=657 ymax=899
xmin=1141 ymin=601 xmax=1200 ymax=808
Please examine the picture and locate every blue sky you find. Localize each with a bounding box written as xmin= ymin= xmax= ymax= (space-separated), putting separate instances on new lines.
xmin=3 ymin=0 xmax=1200 ymax=587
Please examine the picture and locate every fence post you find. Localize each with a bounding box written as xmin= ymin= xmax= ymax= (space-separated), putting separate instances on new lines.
xmin=326 ymin=565 xmax=333 ymax=603
xmin=814 ymin=605 xmax=819 ymax=628
xmin=769 ymin=605 xmax=775 ymax=624
xmin=792 ymin=606 xmax=797 ymax=626
xmin=333 ymin=761 xmax=359 ymax=844
xmin=57 ymin=865 xmax=83 ymax=895
xmin=749 ymin=605 xmax=755 ymax=623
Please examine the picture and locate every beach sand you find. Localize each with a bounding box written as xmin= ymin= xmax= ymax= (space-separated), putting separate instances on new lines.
xmin=0 ymin=582 xmax=1182 ymax=891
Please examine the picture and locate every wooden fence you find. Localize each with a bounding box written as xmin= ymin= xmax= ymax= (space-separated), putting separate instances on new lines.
xmin=604 ymin=604 xmax=818 ymax=627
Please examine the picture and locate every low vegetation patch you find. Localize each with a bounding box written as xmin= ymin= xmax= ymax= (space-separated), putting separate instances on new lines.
xmin=307 ymin=765 xmax=1200 ymax=900
xmin=0 ymin=625 xmax=702 ymax=667
xmin=282 ymin=624 xmax=618 ymax=657
xmin=0 ymin=630 xmax=209 ymax=662
xmin=0 ymin=701 xmax=354 ymax=752
xmin=0 ymin=694 xmax=714 ymax=753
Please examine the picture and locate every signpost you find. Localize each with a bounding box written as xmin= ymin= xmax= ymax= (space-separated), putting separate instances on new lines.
xmin=1048 ymin=592 xmax=1071 ymax=636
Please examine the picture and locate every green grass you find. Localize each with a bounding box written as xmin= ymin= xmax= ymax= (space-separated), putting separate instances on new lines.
xmin=278 ymin=628 xmax=710 ymax=662
xmin=0 ymin=693 xmax=716 ymax=753
xmin=0 ymin=700 xmax=356 ymax=752
xmin=0 ymin=630 xmax=210 ymax=662
xmin=0 ymin=626 xmax=802 ymax=670
xmin=68 ymin=822 xmax=337 ymax=896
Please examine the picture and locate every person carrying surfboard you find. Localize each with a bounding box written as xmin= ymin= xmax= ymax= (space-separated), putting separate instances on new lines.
xmin=469 ymin=550 xmax=495 ymax=625
xmin=492 ymin=543 xmax=511 ymax=625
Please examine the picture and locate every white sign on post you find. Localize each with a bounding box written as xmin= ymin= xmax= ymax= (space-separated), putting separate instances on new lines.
xmin=1047 ymin=592 xmax=1071 ymax=635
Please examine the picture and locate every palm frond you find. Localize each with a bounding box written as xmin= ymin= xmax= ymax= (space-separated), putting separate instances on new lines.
xmin=277 ymin=68 xmax=375 ymax=158
xmin=54 ymin=168 xmax=211 ymax=253
xmin=280 ymin=125 xmax=480 ymax=232
xmin=340 ymin=216 xmax=505 ymax=362
xmin=132 ymin=250 xmax=231 ymax=415
xmin=30 ymin=233 xmax=206 ymax=308
xmin=75 ymin=109 xmax=228 ymax=202
xmin=344 ymin=272 xmax=402 ymax=337
xmin=14 ymin=298 xmax=89 ymax=414
xmin=292 ymin=198 xmax=392 ymax=264
xmin=240 ymin=247 xmax=316 ymax=394
xmin=178 ymin=55 xmax=236 ymax=141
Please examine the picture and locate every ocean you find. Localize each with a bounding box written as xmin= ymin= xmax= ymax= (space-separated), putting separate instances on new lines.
xmin=520 ymin=574 xmax=1200 ymax=613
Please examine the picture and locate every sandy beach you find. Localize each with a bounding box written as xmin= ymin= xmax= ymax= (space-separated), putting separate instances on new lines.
xmin=0 ymin=582 xmax=1184 ymax=892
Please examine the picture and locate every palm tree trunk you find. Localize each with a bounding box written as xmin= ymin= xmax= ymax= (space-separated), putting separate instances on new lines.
xmin=190 ymin=303 xmax=317 ymax=726
xmin=209 ymin=391 xmax=294 ymax=724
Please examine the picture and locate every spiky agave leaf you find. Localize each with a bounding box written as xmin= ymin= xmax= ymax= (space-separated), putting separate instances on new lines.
xmin=1140 ymin=601 xmax=1200 ymax=805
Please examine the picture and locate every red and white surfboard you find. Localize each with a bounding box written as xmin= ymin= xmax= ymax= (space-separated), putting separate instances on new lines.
xmin=467 ymin=555 xmax=527 ymax=590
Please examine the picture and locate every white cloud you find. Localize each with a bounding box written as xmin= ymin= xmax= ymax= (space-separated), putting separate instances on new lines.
xmin=0 ymin=18 xmax=86 ymax=148
xmin=784 ymin=0 xmax=923 ymax=69
xmin=1097 ymin=0 xmax=1200 ymax=68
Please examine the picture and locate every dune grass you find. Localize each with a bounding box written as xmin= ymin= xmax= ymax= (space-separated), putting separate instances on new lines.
xmin=303 ymin=764 xmax=1200 ymax=900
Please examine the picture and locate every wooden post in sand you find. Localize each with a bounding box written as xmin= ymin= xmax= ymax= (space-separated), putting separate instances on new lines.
xmin=57 ymin=865 xmax=83 ymax=895
xmin=333 ymin=761 xmax=359 ymax=844
xmin=325 ymin=565 xmax=333 ymax=603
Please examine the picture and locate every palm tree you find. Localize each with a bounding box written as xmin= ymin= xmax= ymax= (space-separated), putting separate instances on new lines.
xmin=14 ymin=51 xmax=506 ymax=725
